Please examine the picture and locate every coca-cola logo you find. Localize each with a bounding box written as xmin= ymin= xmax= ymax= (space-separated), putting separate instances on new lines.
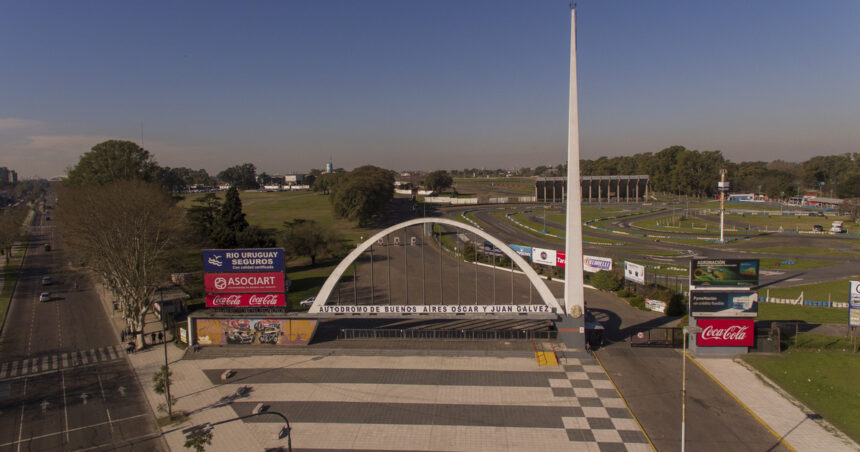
xmin=248 ymin=294 xmax=279 ymax=306
xmin=211 ymin=295 xmax=241 ymax=306
xmin=701 ymin=325 xmax=749 ymax=341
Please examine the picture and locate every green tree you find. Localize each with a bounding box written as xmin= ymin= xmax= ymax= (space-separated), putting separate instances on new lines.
xmin=152 ymin=365 xmax=176 ymax=414
xmin=424 ymin=170 xmax=453 ymax=194
xmin=331 ymin=166 xmax=394 ymax=227
xmin=281 ymin=219 xmax=344 ymax=265
xmin=186 ymin=193 xmax=222 ymax=245
xmin=837 ymin=173 xmax=860 ymax=198
xmin=184 ymin=431 xmax=213 ymax=452
xmin=66 ymin=140 xmax=158 ymax=186
xmin=217 ymin=163 xmax=258 ymax=189
xmin=212 ymin=187 xmax=248 ymax=247
xmin=313 ymin=172 xmax=340 ymax=194
xmin=0 ymin=205 xmax=27 ymax=263
xmin=590 ymin=270 xmax=621 ymax=291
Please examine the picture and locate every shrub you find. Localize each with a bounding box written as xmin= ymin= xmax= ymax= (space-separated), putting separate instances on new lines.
xmin=666 ymin=297 xmax=687 ymax=316
xmin=590 ymin=270 xmax=622 ymax=291
xmin=628 ymin=296 xmax=646 ymax=310
xmin=616 ymin=288 xmax=630 ymax=298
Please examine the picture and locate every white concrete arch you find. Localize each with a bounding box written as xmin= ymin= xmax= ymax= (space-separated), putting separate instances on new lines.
xmin=308 ymin=218 xmax=562 ymax=313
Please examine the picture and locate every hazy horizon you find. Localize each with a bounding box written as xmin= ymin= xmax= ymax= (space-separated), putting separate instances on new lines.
xmin=2 ymin=1 xmax=858 ymax=179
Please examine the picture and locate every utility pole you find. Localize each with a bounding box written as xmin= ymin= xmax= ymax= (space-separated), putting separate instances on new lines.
xmin=718 ymin=169 xmax=729 ymax=243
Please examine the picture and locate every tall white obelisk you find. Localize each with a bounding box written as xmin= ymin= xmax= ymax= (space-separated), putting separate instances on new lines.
xmin=562 ymin=5 xmax=586 ymax=348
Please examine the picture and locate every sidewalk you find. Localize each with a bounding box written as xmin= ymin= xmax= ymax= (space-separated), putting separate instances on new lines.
xmin=692 ymin=356 xmax=859 ymax=452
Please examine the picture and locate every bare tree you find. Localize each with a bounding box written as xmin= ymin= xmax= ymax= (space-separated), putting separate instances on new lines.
xmin=57 ymin=180 xmax=186 ymax=347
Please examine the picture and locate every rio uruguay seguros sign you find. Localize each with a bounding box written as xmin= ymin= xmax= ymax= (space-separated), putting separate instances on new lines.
xmin=696 ymin=318 xmax=754 ymax=347
xmin=204 ymin=272 xmax=285 ymax=294
xmin=206 ymin=293 xmax=286 ymax=308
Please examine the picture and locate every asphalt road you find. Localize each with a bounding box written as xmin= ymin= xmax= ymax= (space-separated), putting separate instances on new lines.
xmin=0 ymin=206 xmax=164 ymax=451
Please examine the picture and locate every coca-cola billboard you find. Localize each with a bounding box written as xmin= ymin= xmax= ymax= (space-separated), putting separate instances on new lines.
xmin=204 ymin=272 xmax=285 ymax=293
xmin=206 ymin=293 xmax=286 ymax=308
xmin=696 ymin=318 xmax=754 ymax=347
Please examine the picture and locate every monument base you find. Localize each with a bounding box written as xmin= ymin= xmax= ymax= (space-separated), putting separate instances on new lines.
xmin=556 ymin=315 xmax=586 ymax=350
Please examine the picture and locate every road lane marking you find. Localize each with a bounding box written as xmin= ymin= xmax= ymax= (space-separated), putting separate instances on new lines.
xmin=0 ymin=413 xmax=150 ymax=448
xmin=61 ymin=370 xmax=69 ymax=442
xmin=16 ymin=378 xmax=27 ymax=452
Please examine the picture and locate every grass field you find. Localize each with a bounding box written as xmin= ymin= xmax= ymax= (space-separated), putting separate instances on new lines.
xmin=743 ymin=340 xmax=860 ymax=443
xmin=756 ymin=303 xmax=849 ymax=324
xmin=0 ymin=244 xmax=26 ymax=329
xmin=760 ymin=278 xmax=856 ymax=302
xmin=179 ymin=190 xmax=370 ymax=243
xmin=727 ymin=213 xmax=859 ymax=234
xmin=755 ymin=246 xmax=859 ymax=258
xmin=757 ymin=257 xmax=839 ymax=270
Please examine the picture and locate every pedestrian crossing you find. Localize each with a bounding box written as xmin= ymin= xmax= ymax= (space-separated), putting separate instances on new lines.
xmin=0 ymin=345 xmax=124 ymax=379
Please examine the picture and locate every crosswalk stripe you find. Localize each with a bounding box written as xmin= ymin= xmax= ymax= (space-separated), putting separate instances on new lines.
xmin=81 ymin=350 xmax=89 ymax=365
xmin=0 ymin=345 xmax=131 ymax=379
xmin=10 ymin=361 xmax=18 ymax=377
xmin=31 ymin=359 xmax=38 ymax=373
xmin=41 ymin=356 xmax=49 ymax=371
xmin=53 ymin=355 xmax=59 ymax=370
xmin=21 ymin=359 xmax=29 ymax=375
xmin=0 ymin=362 xmax=7 ymax=378
xmin=98 ymin=348 xmax=107 ymax=361
xmin=62 ymin=353 xmax=68 ymax=367
xmin=107 ymin=346 xmax=118 ymax=360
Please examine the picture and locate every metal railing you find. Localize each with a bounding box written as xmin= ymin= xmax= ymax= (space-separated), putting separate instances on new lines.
xmin=339 ymin=328 xmax=556 ymax=341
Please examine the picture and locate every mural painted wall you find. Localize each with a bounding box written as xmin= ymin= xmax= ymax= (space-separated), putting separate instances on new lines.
xmin=195 ymin=318 xmax=318 ymax=346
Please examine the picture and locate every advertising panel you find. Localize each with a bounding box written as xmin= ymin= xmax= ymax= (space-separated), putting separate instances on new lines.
xmin=625 ymin=261 xmax=646 ymax=285
xmin=532 ymin=248 xmax=557 ymax=266
xmin=645 ymin=299 xmax=666 ymax=313
xmin=206 ymin=293 xmax=287 ymax=308
xmin=696 ymin=318 xmax=755 ymax=347
xmin=204 ymin=272 xmax=285 ymax=294
xmin=690 ymin=291 xmax=758 ymax=317
xmin=850 ymin=281 xmax=860 ymax=327
xmin=508 ymin=244 xmax=533 ymax=259
xmin=556 ymin=251 xmax=566 ymax=268
xmin=195 ymin=318 xmax=318 ymax=346
xmin=583 ymin=255 xmax=613 ymax=273
xmin=690 ymin=259 xmax=759 ymax=287
xmin=203 ymin=248 xmax=285 ymax=273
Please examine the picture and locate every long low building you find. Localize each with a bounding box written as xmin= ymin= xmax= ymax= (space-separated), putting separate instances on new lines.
xmin=535 ymin=175 xmax=650 ymax=203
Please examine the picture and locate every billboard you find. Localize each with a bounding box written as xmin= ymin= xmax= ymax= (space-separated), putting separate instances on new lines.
xmin=690 ymin=259 xmax=759 ymax=287
xmin=690 ymin=291 xmax=758 ymax=317
xmin=508 ymin=244 xmax=533 ymax=259
xmin=203 ymin=248 xmax=285 ymax=273
xmin=532 ymin=248 xmax=557 ymax=266
xmin=850 ymin=281 xmax=860 ymax=327
xmin=696 ymin=318 xmax=754 ymax=347
xmin=206 ymin=293 xmax=286 ymax=308
xmin=625 ymin=261 xmax=646 ymax=285
xmin=195 ymin=318 xmax=317 ymax=346
xmin=584 ymin=255 xmax=612 ymax=273
xmin=556 ymin=251 xmax=566 ymax=268
xmin=204 ymin=272 xmax=285 ymax=294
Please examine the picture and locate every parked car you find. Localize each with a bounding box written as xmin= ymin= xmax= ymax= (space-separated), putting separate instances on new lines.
xmin=808 ymin=212 xmax=824 ymax=217
xmin=812 ymin=225 xmax=824 ymax=232
xmin=300 ymin=296 xmax=316 ymax=306
xmin=41 ymin=275 xmax=52 ymax=285
xmin=44 ymin=243 xmax=51 ymax=251
xmin=39 ymin=292 xmax=50 ymax=302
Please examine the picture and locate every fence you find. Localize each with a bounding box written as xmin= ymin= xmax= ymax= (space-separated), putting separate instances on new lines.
xmin=339 ymin=328 xmax=556 ymax=341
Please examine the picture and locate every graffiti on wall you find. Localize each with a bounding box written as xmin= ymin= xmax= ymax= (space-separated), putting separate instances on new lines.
xmin=195 ymin=319 xmax=317 ymax=346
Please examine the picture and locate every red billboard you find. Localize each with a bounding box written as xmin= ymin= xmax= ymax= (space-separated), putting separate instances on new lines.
xmin=204 ymin=272 xmax=285 ymax=294
xmin=556 ymin=251 xmax=566 ymax=268
xmin=206 ymin=293 xmax=286 ymax=308
xmin=696 ymin=318 xmax=754 ymax=347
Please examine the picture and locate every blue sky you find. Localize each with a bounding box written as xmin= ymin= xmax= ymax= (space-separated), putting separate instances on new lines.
xmin=1 ymin=0 xmax=858 ymax=178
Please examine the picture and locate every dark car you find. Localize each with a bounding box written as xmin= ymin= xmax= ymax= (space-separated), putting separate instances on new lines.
xmin=808 ymin=212 xmax=824 ymax=217
xmin=812 ymin=225 xmax=824 ymax=232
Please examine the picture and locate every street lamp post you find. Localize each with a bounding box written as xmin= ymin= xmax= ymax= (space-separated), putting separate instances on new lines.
xmin=682 ymin=324 xmax=702 ymax=452
xmin=159 ymin=288 xmax=173 ymax=417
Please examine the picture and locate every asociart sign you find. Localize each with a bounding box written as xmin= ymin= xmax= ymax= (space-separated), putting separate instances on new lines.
xmin=696 ymin=318 xmax=754 ymax=347
xmin=205 ymin=293 xmax=286 ymax=308
xmin=204 ymin=272 xmax=285 ymax=294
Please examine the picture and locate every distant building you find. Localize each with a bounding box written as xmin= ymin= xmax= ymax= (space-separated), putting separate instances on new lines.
xmin=0 ymin=168 xmax=8 ymax=183
xmin=284 ymin=174 xmax=305 ymax=185
xmin=8 ymin=170 xmax=16 ymax=183
xmin=325 ymin=161 xmax=333 ymax=173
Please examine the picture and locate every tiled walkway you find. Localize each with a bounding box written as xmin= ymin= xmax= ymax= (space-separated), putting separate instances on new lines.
xmin=133 ymin=349 xmax=652 ymax=451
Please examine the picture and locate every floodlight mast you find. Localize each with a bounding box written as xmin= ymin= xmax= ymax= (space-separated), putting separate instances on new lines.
xmin=564 ymin=5 xmax=586 ymax=347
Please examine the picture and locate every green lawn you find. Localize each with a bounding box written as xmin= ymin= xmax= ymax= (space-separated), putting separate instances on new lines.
xmin=0 ymin=244 xmax=26 ymax=328
xmin=756 ymin=303 xmax=848 ymax=324
xmin=757 ymin=258 xmax=840 ymax=271
xmin=743 ymin=343 xmax=860 ymax=443
xmin=755 ymin=246 xmax=858 ymax=259
xmin=179 ymin=190 xmax=370 ymax=244
xmin=760 ymin=278 xmax=856 ymax=302
xmin=728 ymin=213 xmax=859 ymax=234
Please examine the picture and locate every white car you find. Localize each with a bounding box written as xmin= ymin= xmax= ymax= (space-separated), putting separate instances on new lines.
xmin=39 ymin=292 xmax=50 ymax=302
xmin=299 ymin=296 xmax=316 ymax=307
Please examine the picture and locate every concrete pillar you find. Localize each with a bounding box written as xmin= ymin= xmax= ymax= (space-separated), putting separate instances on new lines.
xmin=588 ymin=180 xmax=592 ymax=203
xmin=626 ymin=178 xmax=630 ymax=203
xmin=563 ymin=6 xmax=585 ymax=349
